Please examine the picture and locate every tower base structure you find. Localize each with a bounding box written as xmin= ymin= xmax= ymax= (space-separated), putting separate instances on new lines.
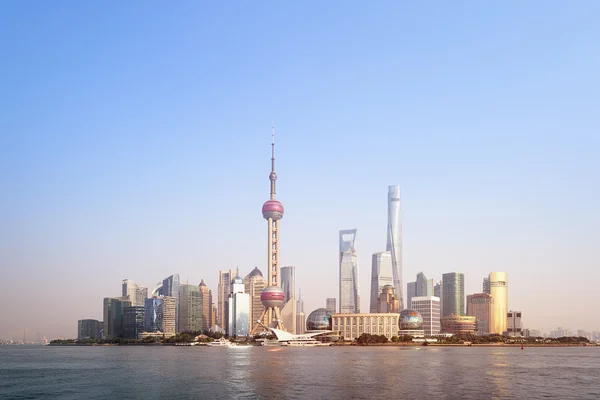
xmin=250 ymin=306 xmax=285 ymax=335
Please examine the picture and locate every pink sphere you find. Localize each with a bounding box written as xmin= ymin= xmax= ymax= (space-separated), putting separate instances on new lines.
xmin=261 ymin=286 xmax=285 ymax=308
xmin=262 ymin=200 xmax=284 ymax=220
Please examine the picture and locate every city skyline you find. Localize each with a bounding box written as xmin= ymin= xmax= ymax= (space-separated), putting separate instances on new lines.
xmin=2 ymin=2 xmax=599 ymax=339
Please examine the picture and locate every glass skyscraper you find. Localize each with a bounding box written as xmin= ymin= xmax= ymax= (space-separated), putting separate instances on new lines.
xmin=387 ymin=185 xmax=403 ymax=310
xmin=370 ymin=252 xmax=393 ymax=313
xmin=145 ymin=297 xmax=163 ymax=332
xmin=178 ymin=284 xmax=203 ymax=333
xmin=162 ymin=274 xmax=180 ymax=332
xmin=339 ymin=229 xmax=359 ymax=313
xmin=442 ymin=272 xmax=465 ymax=317
xmin=280 ymin=266 xmax=295 ymax=306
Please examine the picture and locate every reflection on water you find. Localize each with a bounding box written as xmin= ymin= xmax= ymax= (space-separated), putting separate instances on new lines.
xmin=0 ymin=346 xmax=599 ymax=399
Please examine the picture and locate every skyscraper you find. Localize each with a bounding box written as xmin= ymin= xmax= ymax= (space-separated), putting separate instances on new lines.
xmin=406 ymin=281 xmax=416 ymax=310
xmin=122 ymin=279 xmax=147 ymax=307
xmin=280 ymin=266 xmax=297 ymax=333
xmin=144 ymin=297 xmax=163 ymax=332
xmin=178 ymin=284 xmax=203 ymax=333
xmin=369 ymin=252 xmax=393 ymax=313
xmin=123 ymin=306 xmax=145 ymax=339
xmin=162 ymin=274 xmax=180 ymax=332
xmin=198 ymin=280 xmax=213 ymax=331
xmin=325 ymin=298 xmax=336 ymax=314
xmin=416 ymin=272 xmax=433 ymax=297
xmin=483 ymin=277 xmax=490 ymax=294
xmin=339 ymin=229 xmax=359 ymax=313
xmin=228 ymin=272 xmax=250 ymax=337
xmin=387 ymin=185 xmax=403 ymax=310
xmin=376 ymin=285 xmax=400 ymax=313
xmin=244 ymin=267 xmax=266 ymax=332
xmin=103 ymin=296 xmax=131 ymax=340
xmin=466 ymin=293 xmax=493 ymax=334
xmin=489 ymin=272 xmax=508 ymax=334
xmin=218 ymin=269 xmax=236 ymax=330
xmin=442 ymin=272 xmax=465 ymax=317
xmin=160 ymin=296 xmax=177 ymax=336
xmin=411 ymin=296 xmax=441 ymax=335
xmin=251 ymin=125 xmax=286 ymax=334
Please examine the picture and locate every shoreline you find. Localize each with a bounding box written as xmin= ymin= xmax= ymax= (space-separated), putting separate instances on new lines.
xmin=45 ymin=342 xmax=597 ymax=348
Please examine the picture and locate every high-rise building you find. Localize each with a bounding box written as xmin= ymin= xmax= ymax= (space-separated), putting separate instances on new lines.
xmin=78 ymin=319 xmax=102 ymax=340
xmin=489 ymin=272 xmax=508 ymax=334
xmin=228 ymin=272 xmax=250 ymax=337
xmin=369 ymin=252 xmax=393 ymax=313
xmin=326 ymin=298 xmax=336 ymax=314
xmin=507 ymin=310 xmax=522 ymax=337
xmin=433 ymin=281 xmax=442 ymax=315
xmin=160 ymin=296 xmax=177 ymax=336
xmin=466 ymin=293 xmax=493 ymax=335
xmin=211 ymin=303 xmax=217 ymax=327
xmin=339 ymin=229 xmax=359 ymax=313
xmin=377 ymin=285 xmax=400 ymax=313
xmin=406 ymin=281 xmax=416 ymax=311
xmin=122 ymin=279 xmax=147 ymax=307
xmin=244 ymin=267 xmax=266 ymax=332
xmin=251 ymin=126 xmax=287 ymax=334
xmin=144 ymin=297 xmax=163 ymax=332
xmin=296 ymin=312 xmax=306 ymax=334
xmin=198 ymin=280 xmax=213 ymax=331
xmin=280 ymin=266 xmax=297 ymax=333
xmin=297 ymin=289 xmax=304 ymax=314
xmin=387 ymin=185 xmax=403 ymax=310
xmin=410 ymin=296 xmax=441 ymax=336
xmin=442 ymin=272 xmax=465 ymax=317
xmin=162 ymin=274 xmax=180 ymax=332
xmin=103 ymin=296 xmax=131 ymax=340
xmin=218 ymin=269 xmax=236 ymax=330
xmin=482 ymin=277 xmax=490 ymax=294
xmin=416 ymin=272 xmax=433 ymax=297
xmin=178 ymin=284 xmax=203 ymax=333
xmin=123 ymin=306 xmax=145 ymax=339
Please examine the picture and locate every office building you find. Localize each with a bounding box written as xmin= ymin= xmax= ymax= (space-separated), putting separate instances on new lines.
xmin=199 ymin=280 xmax=213 ymax=331
xmin=441 ymin=314 xmax=476 ymax=335
xmin=103 ymin=296 xmax=131 ymax=340
xmin=483 ymin=277 xmax=490 ymax=294
xmin=489 ymin=272 xmax=508 ymax=335
xmin=211 ymin=303 xmax=217 ymax=328
xmin=296 ymin=312 xmax=306 ymax=334
xmin=122 ymin=279 xmax=148 ymax=307
xmin=416 ymin=272 xmax=433 ymax=297
xmin=386 ymin=185 xmax=404 ymax=310
xmin=77 ymin=319 xmax=102 ymax=340
xmin=326 ymin=298 xmax=336 ymax=314
xmin=411 ymin=296 xmax=441 ymax=336
xmin=144 ymin=297 xmax=163 ymax=332
xmin=406 ymin=281 xmax=417 ymax=311
xmin=507 ymin=310 xmax=522 ymax=337
xmin=331 ymin=313 xmax=399 ymax=341
xmin=339 ymin=229 xmax=359 ymax=313
xmin=161 ymin=296 xmax=177 ymax=336
xmin=162 ymin=274 xmax=180 ymax=332
xmin=369 ymin=252 xmax=393 ymax=313
xmin=442 ymin=272 xmax=465 ymax=317
xmin=218 ymin=269 xmax=236 ymax=330
xmin=466 ymin=293 xmax=493 ymax=335
xmin=178 ymin=284 xmax=203 ymax=333
xmin=228 ymin=272 xmax=250 ymax=337
xmin=123 ymin=306 xmax=145 ymax=339
xmin=280 ymin=266 xmax=297 ymax=333
xmin=377 ymin=285 xmax=400 ymax=313
xmin=245 ymin=267 xmax=266 ymax=332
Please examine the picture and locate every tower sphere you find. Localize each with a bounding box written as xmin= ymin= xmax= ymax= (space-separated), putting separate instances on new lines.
xmin=262 ymin=199 xmax=284 ymax=220
xmin=261 ymin=286 xmax=285 ymax=308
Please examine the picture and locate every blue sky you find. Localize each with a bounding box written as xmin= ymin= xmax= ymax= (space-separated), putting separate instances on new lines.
xmin=1 ymin=1 xmax=599 ymax=339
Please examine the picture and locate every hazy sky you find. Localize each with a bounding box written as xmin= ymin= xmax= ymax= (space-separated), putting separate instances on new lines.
xmin=1 ymin=1 xmax=599 ymax=339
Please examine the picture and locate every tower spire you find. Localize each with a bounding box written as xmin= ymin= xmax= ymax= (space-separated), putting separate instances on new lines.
xmin=270 ymin=121 xmax=277 ymax=200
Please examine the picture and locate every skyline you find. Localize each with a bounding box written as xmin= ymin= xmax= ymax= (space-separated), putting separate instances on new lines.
xmin=1 ymin=1 xmax=599 ymax=339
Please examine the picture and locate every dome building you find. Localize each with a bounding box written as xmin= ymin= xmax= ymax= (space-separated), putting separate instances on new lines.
xmin=306 ymin=308 xmax=332 ymax=331
xmin=397 ymin=309 xmax=425 ymax=337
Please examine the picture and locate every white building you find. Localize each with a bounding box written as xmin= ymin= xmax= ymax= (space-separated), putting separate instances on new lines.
xmin=332 ymin=313 xmax=399 ymax=341
xmin=410 ymin=296 xmax=441 ymax=336
xmin=228 ymin=273 xmax=250 ymax=337
xmin=369 ymin=252 xmax=393 ymax=313
xmin=339 ymin=229 xmax=359 ymax=313
xmin=122 ymin=279 xmax=148 ymax=307
xmin=387 ymin=185 xmax=403 ymax=310
xmin=507 ymin=310 xmax=522 ymax=336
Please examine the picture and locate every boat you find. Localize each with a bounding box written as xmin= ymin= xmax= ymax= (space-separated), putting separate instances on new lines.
xmin=207 ymin=338 xmax=236 ymax=347
xmin=270 ymin=328 xmax=332 ymax=347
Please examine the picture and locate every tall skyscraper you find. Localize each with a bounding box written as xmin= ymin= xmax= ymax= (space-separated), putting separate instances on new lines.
xmin=376 ymin=285 xmax=400 ymax=313
xmin=416 ymin=272 xmax=433 ymax=297
xmin=386 ymin=185 xmax=403 ymax=310
xmin=411 ymin=296 xmax=441 ymax=335
xmin=296 ymin=289 xmax=305 ymax=334
xmin=198 ymin=280 xmax=213 ymax=331
xmin=483 ymin=277 xmax=490 ymax=294
xmin=406 ymin=281 xmax=416 ymax=310
xmin=489 ymin=272 xmax=508 ymax=334
xmin=280 ymin=266 xmax=297 ymax=333
xmin=123 ymin=306 xmax=145 ymax=339
xmin=442 ymin=272 xmax=465 ymax=317
xmin=369 ymin=252 xmax=393 ymax=313
xmin=160 ymin=296 xmax=177 ymax=336
xmin=467 ymin=293 xmax=493 ymax=334
xmin=339 ymin=229 xmax=359 ymax=313
xmin=162 ymin=274 xmax=180 ymax=332
xmin=297 ymin=288 xmax=304 ymax=314
xmin=228 ymin=271 xmax=250 ymax=337
xmin=325 ymin=298 xmax=336 ymax=314
xmin=103 ymin=296 xmax=131 ymax=340
xmin=178 ymin=284 xmax=203 ymax=333
xmin=251 ymin=125 xmax=286 ymax=334
xmin=144 ymin=297 xmax=163 ymax=332
xmin=218 ymin=269 xmax=236 ymax=330
xmin=244 ymin=267 xmax=266 ymax=332
xmin=122 ymin=279 xmax=147 ymax=307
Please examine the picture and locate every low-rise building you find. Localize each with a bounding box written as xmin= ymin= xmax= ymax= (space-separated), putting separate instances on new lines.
xmin=441 ymin=314 xmax=476 ymax=335
xmin=331 ymin=313 xmax=399 ymax=341
xmin=78 ymin=319 xmax=103 ymax=340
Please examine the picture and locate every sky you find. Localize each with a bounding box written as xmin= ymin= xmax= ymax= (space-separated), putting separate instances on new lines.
xmin=1 ymin=1 xmax=599 ymax=340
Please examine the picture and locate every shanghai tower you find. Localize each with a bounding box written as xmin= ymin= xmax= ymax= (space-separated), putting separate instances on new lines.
xmin=387 ymin=185 xmax=404 ymax=310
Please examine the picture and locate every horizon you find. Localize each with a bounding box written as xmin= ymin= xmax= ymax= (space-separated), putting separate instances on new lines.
xmin=1 ymin=1 xmax=599 ymax=340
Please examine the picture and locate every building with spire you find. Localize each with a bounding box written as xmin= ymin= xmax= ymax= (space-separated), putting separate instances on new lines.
xmin=339 ymin=229 xmax=359 ymax=313
xmin=251 ymin=124 xmax=286 ymax=334
xmin=228 ymin=270 xmax=250 ymax=337
xmin=198 ymin=280 xmax=212 ymax=331
xmin=244 ymin=267 xmax=266 ymax=332
xmin=387 ymin=185 xmax=404 ymax=310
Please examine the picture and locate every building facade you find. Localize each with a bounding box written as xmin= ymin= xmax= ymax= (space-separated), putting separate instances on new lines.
xmin=406 ymin=281 xmax=417 ymax=311
xmin=386 ymin=185 xmax=404 ymax=310
xmin=122 ymin=279 xmax=148 ymax=307
xmin=339 ymin=229 xmax=359 ymax=313
xmin=410 ymin=296 xmax=441 ymax=336
xmin=161 ymin=296 xmax=177 ymax=336
xmin=331 ymin=313 xmax=400 ymax=341
xmin=369 ymin=251 xmax=393 ymax=313
xmin=78 ymin=319 xmax=102 ymax=340
xmin=507 ymin=310 xmax=522 ymax=336
xmin=377 ymin=285 xmax=400 ymax=313
xmin=178 ymin=284 xmax=203 ymax=333
xmin=466 ymin=293 xmax=493 ymax=335
xmin=489 ymin=272 xmax=508 ymax=335
xmin=103 ymin=296 xmax=131 ymax=340
xmin=245 ymin=268 xmax=266 ymax=332
xmin=123 ymin=306 xmax=145 ymax=339
xmin=144 ymin=297 xmax=163 ymax=332
xmin=326 ymin=298 xmax=336 ymax=314
xmin=228 ymin=274 xmax=250 ymax=337
xmin=280 ymin=265 xmax=297 ymax=333
xmin=162 ymin=274 xmax=180 ymax=332
xmin=441 ymin=314 xmax=476 ymax=335
xmin=416 ymin=272 xmax=433 ymax=297
xmin=198 ymin=280 xmax=213 ymax=331
xmin=218 ymin=269 xmax=236 ymax=330
xmin=442 ymin=272 xmax=465 ymax=317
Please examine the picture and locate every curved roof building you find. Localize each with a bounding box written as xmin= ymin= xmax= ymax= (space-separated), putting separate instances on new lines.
xmin=306 ymin=308 xmax=332 ymax=331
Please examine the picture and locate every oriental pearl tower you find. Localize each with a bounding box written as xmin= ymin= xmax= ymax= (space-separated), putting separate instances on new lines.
xmin=251 ymin=124 xmax=286 ymax=334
